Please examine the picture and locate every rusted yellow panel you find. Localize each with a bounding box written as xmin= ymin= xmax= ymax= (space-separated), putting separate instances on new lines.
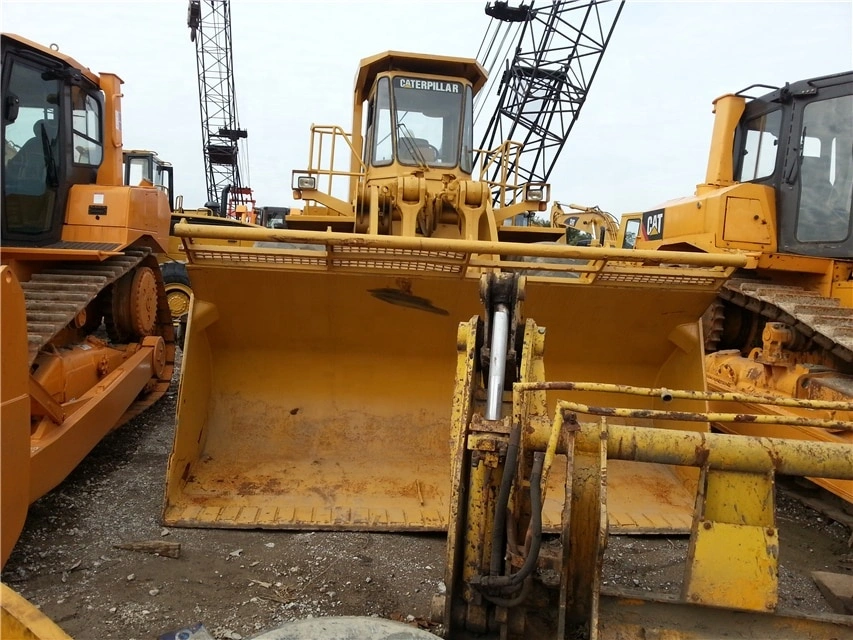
xmin=598 ymin=595 xmax=853 ymax=638
xmin=683 ymin=521 xmax=778 ymax=611
xmin=704 ymin=470 xmax=774 ymax=527
xmin=560 ymin=423 xmax=608 ymax=636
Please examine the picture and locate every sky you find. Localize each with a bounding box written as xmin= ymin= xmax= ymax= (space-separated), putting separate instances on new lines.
xmin=2 ymin=0 xmax=852 ymax=217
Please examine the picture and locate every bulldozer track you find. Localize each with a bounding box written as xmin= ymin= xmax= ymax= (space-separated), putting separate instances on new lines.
xmin=23 ymin=246 xmax=176 ymax=426
xmin=23 ymin=248 xmax=151 ymax=365
xmin=718 ymin=279 xmax=853 ymax=364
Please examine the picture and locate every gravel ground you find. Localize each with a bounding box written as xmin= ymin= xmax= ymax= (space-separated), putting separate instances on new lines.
xmin=3 ymin=362 xmax=851 ymax=639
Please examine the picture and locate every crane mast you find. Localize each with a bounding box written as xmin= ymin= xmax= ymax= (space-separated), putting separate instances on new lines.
xmin=187 ymin=0 xmax=252 ymax=212
xmin=477 ymin=0 xmax=624 ymax=208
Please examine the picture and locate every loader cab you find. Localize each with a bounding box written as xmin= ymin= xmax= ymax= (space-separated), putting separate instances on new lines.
xmin=1 ymin=34 xmax=104 ymax=246
xmin=354 ymin=52 xmax=486 ymax=182
xmin=364 ymin=73 xmax=475 ymax=173
xmin=123 ymin=149 xmax=175 ymax=210
xmin=733 ymin=71 xmax=853 ymax=258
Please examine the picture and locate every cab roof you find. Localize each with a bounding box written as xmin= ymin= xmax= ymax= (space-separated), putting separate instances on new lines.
xmin=1 ymin=33 xmax=106 ymax=85
xmin=354 ymin=51 xmax=487 ymax=103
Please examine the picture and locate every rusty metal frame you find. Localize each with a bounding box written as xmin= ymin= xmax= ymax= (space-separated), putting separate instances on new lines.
xmin=537 ymin=391 xmax=853 ymax=637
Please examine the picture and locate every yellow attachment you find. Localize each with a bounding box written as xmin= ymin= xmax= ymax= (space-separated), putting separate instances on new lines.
xmin=1 ymin=583 xmax=72 ymax=640
xmin=164 ymin=223 xmax=744 ymax=533
xmin=683 ymin=469 xmax=778 ymax=611
xmin=442 ymin=306 xmax=853 ymax=638
xmin=489 ymin=397 xmax=853 ymax=638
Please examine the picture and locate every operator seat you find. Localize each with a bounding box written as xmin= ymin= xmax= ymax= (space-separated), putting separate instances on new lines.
xmin=398 ymin=137 xmax=437 ymax=164
xmin=4 ymin=119 xmax=59 ymax=235
xmin=5 ymin=119 xmax=59 ymax=196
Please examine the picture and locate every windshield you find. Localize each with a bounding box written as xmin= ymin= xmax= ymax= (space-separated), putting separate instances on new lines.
xmin=392 ymin=76 xmax=465 ymax=168
xmin=3 ymin=57 xmax=62 ymax=237
xmin=795 ymin=94 xmax=853 ymax=243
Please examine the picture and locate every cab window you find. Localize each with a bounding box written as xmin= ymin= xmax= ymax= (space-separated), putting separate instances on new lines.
xmin=3 ymin=58 xmax=61 ymax=236
xmin=393 ymin=76 xmax=463 ymax=168
xmin=370 ymin=77 xmax=393 ymax=167
xmin=737 ymin=109 xmax=782 ymax=182
xmin=795 ymin=94 xmax=852 ymax=243
xmin=71 ymin=87 xmax=103 ymax=166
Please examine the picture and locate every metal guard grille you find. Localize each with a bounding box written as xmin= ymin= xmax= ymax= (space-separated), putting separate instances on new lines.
xmin=187 ymin=243 xmax=733 ymax=288
xmin=191 ymin=245 xmax=470 ymax=275
xmin=592 ymin=270 xmax=718 ymax=287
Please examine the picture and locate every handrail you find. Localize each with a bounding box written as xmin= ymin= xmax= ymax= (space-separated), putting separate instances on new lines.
xmin=173 ymin=221 xmax=749 ymax=269
xmin=297 ymin=124 xmax=366 ymax=202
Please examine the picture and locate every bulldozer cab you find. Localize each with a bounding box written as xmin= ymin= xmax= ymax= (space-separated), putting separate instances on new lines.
xmin=2 ymin=34 xmax=104 ymax=246
xmin=733 ymin=71 xmax=853 ymax=257
xmin=632 ymin=70 xmax=853 ymax=260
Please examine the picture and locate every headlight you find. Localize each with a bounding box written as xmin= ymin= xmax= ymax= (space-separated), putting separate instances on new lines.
xmin=297 ymin=176 xmax=316 ymax=190
xmin=526 ymin=187 xmax=543 ymax=202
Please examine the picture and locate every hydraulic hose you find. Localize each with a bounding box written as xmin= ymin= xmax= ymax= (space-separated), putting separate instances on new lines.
xmin=479 ymin=575 xmax=532 ymax=608
xmin=473 ymin=452 xmax=544 ymax=592
xmin=488 ymin=422 xmax=521 ymax=576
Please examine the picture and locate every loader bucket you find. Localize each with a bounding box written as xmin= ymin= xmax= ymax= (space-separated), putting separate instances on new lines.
xmin=163 ymin=226 xmax=744 ymax=533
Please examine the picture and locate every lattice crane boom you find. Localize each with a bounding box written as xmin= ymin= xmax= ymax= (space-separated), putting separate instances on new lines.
xmin=477 ymin=0 xmax=624 ymax=206
xmin=187 ymin=0 xmax=252 ymax=210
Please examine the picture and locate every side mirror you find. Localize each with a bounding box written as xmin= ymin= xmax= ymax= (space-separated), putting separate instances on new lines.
xmin=4 ymin=93 xmax=20 ymax=123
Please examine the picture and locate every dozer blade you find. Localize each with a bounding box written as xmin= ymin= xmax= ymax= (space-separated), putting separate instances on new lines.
xmin=164 ymin=227 xmax=743 ymax=533
xmin=1 ymin=266 xmax=31 ymax=568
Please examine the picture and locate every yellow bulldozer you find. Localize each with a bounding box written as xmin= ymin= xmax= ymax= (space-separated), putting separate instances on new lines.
xmin=163 ymin=50 xmax=853 ymax=638
xmin=629 ymin=71 xmax=853 ymax=504
xmin=0 ymin=33 xmax=175 ymax=568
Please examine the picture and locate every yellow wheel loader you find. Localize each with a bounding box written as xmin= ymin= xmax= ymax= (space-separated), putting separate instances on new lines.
xmin=163 ymin=51 xmax=852 ymax=637
xmin=164 ymin=51 xmax=746 ymax=536
xmin=629 ymin=71 xmax=853 ymax=504
xmin=0 ymin=33 xmax=175 ymax=568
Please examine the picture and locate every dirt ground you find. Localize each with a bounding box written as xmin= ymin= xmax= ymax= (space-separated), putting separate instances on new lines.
xmin=3 ymin=362 xmax=852 ymax=640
